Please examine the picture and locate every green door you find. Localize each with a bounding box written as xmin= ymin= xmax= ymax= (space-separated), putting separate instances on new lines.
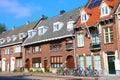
xmin=107 ymin=56 xmax=116 ymax=74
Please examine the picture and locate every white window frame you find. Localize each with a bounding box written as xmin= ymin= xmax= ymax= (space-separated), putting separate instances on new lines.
xmin=12 ymin=35 xmax=17 ymax=41
xmin=53 ymin=22 xmax=64 ymax=32
xmin=19 ymin=33 xmax=26 ymax=39
xmin=67 ymin=21 xmax=74 ymax=31
xmin=81 ymin=10 xmax=89 ymax=23
xmin=79 ymin=56 xmax=84 ymax=69
xmin=16 ymin=58 xmax=22 ymax=67
xmin=38 ymin=26 xmax=48 ymax=35
xmin=0 ymin=38 xmax=5 ymax=44
xmin=7 ymin=37 xmax=11 ymax=43
xmin=100 ymin=1 xmax=110 ymax=17
xmin=14 ymin=45 xmax=21 ymax=53
xmin=104 ymin=27 xmax=113 ymax=43
xmin=94 ymin=54 xmax=101 ymax=70
xmin=77 ymin=33 xmax=84 ymax=47
xmin=28 ymin=30 xmax=36 ymax=38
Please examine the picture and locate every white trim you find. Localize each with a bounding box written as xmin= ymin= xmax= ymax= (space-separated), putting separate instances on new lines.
xmin=0 ymin=42 xmax=22 ymax=48
xmin=115 ymin=4 xmax=120 ymax=14
xmin=22 ymin=34 xmax=74 ymax=46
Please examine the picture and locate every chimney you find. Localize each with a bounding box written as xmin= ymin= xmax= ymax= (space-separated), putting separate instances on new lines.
xmin=60 ymin=10 xmax=65 ymax=15
xmin=26 ymin=21 xmax=30 ymax=25
xmin=12 ymin=26 xmax=15 ymax=30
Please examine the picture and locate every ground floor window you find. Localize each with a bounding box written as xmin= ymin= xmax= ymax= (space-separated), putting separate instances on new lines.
xmin=32 ymin=57 xmax=42 ymax=68
xmin=51 ymin=56 xmax=62 ymax=68
xmin=86 ymin=55 xmax=92 ymax=68
xmin=94 ymin=54 xmax=101 ymax=70
xmin=16 ymin=58 xmax=22 ymax=68
xmin=79 ymin=56 xmax=84 ymax=69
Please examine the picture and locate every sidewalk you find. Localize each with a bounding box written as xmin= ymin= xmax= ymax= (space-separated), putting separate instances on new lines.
xmin=0 ymin=72 xmax=98 ymax=80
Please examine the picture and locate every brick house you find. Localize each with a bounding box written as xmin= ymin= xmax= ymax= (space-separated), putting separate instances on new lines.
xmin=0 ymin=20 xmax=40 ymax=72
xmin=22 ymin=8 xmax=79 ymax=72
xmin=75 ymin=0 xmax=119 ymax=75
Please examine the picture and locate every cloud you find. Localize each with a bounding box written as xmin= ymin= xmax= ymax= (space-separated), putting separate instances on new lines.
xmin=0 ymin=0 xmax=41 ymax=18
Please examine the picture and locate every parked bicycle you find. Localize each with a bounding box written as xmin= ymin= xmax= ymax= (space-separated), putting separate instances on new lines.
xmin=72 ymin=67 xmax=85 ymax=76
xmin=85 ymin=65 xmax=99 ymax=77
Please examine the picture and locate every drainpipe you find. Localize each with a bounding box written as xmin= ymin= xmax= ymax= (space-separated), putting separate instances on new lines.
xmin=73 ymin=28 xmax=77 ymax=69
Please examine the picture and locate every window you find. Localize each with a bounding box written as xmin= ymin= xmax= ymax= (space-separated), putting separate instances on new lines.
xmin=100 ymin=2 xmax=110 ymax=17
xmin=12 ymin=35 xmax=17 ymax=41
xmin=25 ymin=47 xmax=30 ymax=54
xmin=51 ymin=56 xmax=62 ymax=68
xmin=94 ymin=54 xmax=101 ymax=70
xmin=53 ymin=22 xmax=64 ymax=32
xmin=7 ymin=37 xmax=11 ymax=43
xmin=104 ymin=27 xmax=113 ymax=43
xmin=77 ymin=33 xmax=84 ymax=47
xmin=86 ymin=55 xmax=92 ymax=68
xmin=0 ymin=38 xmax=5 ymax=44
xmin=28 ymin=30 xmax=36 ymax=38
xmin=81 ymin=10 xmax=88 ymax=23
xmin=38 ymin=26 xmax=48 ymax=35
xmin=79 ymin=56 xmax=84 ymax=69
xmin=14 ymin=45 xmax=21 ymax=53
xmin=50 ymin=42 xmax=62 ymax=52
xmin=16 ymin=58 xmax=22 ymax=68
xmin=32 ymin=58 xmax=42 ymax=68
xmin=67 ymin=21 xmax=74 ymax=31
xmin=32 ymin=46 xmax=41 ymax=53
xmin=19 ymin=33 xmax=26 ymax=39
xmin=5 ymin=48 xmax=12 ymax=54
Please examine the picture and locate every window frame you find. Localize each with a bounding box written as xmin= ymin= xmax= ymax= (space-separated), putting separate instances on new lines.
xmin=77 ymin=33 xmax=84 ymax=47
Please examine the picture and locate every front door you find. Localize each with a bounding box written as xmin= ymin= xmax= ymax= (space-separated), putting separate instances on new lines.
xmin=107 ymin=53 xmax=116 ymax=74
xmin=25 ymin=59 xmax=30 ymax=70
xmin=66 ymin=55 xmax=75 ymax=69
xmin=44 ymin=60 xmax=48 ymax=72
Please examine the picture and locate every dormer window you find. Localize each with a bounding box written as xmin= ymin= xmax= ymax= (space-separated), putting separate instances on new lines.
xmin=53 ymin=22 xmax=64 ymax=32
xmin=12 ymin=35 xmax=17 ymax=41
xmin=81 ymin=10 xmax=89 ymax=23
xmin=100 ymin=1 xmax=110 ymax=17
xmin=7 ymin=37 xmax=11 ymax=43
xmin=67 ymin=21 xmax=75 ymax=31
xmin=28 ymin=30 xmax=36 ymax=38
xmin=19 ymin=33 xmax=26 ymax=39
xmin=38 ymin=26 xmax=48 ymax=35
xmin=0 ymin=38 xmax=5 ymax=44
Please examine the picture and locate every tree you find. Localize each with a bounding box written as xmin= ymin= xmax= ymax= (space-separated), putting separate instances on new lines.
xmin=0 ymin=23 xmax=6 ymax=34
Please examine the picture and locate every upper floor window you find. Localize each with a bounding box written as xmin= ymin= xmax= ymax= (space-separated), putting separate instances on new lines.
xmin=104 ymin=27 xmax=113 ymax=43
xmin=50 ymin=42 xmax=62 ymax=52
xmin=0 ymin=38 xmax=5 ymax=44
xmin=100 ymin=2 xmax=110 ymax=17
xmin=12 ymin=35 xmax=17 ymax=41
xmin=67 ymin=21 xmax=74 ymax=31
xmin=77 ymin=33 xmax=84 ymax=47
xmin=7 ymin=37 xmax=11 ymax=43
xmin=81 ymin=10 xmax=89 ymax=23
xmin=53 ymin=22 xmax=64 ymax=32
xmin=28 ymin=30 xmax=36 ymax=38
xmin=5 ymin=48 xmax=12 ymax=54
xmin=38 ymin=26 xmax=48 ymax=35
xmin=14 ymin=45 xmax=21 ymax=53
xmin=19 ymin=33 xmax=26 ymax=39
xmin=32 ymin=46 xmax=41 ymax=53
xmin=25 ymin=47 xmax=30 ymax=54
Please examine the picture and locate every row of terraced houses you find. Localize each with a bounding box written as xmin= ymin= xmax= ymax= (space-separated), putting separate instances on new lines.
xmin=0 ymin=0 xmax=120 ymax=75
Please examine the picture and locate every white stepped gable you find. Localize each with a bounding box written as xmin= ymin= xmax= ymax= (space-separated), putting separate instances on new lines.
xmin=38 ymin=26 xmax=48 ymax=35
xmin=53 ymin=22 xmax=64 ymax=32
xmin=100 ymin=1 xmax=111 ymax=17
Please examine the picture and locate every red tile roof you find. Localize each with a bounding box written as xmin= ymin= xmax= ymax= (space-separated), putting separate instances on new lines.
xmin=75 ymin=0 xmax=118 ymax=27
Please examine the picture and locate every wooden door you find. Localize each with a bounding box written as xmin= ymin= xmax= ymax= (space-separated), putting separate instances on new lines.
xmin=66 ymin=56 xmax=75 ymax=69
xmin=44 ymin=60 xmax=48 ymax=72
xmin=25 ymin=59 xmax=30 ymax=70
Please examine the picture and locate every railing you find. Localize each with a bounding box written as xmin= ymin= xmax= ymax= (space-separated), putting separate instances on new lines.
xmin=90 ymin=42 xmax=101 ymax=51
